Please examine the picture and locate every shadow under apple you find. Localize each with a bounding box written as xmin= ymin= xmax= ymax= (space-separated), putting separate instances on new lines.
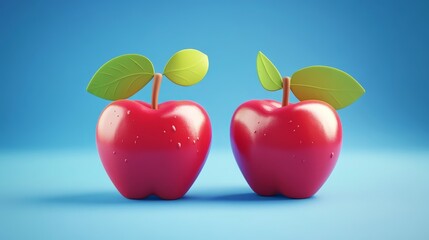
xmin=28 ymin=187 xmax=316 ymax=206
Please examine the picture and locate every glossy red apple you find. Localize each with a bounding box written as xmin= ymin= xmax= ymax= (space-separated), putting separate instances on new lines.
xmin=230 ymin=79 xmax=342 ymax=199
xmin=87 ymin=50 xmax=211 ymax=200
xmin=96 ymin=99 xmax=211 ymax=200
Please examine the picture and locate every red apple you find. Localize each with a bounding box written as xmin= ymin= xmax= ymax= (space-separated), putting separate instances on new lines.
xmin=230 ymin=99 xmax=342 ymax=198
xmin=96 ymin=99 xmax=211 ymax=200
xmin=230 ymin=52 xmax=364 ymax=199
xmin=87 ymin=50 xmax=212 ymax=200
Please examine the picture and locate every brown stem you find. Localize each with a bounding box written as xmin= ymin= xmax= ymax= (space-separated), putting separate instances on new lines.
xmin=282 ymin=77 xmax=290 ymax=107
xmin=152 ymin=73 xmax=162 ymax=110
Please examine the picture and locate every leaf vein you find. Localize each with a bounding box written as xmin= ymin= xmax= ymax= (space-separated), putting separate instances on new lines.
xmin=108 ymin=65 xmax=122 ymax=73
xmin=260 ymin=58 xmax=281 ymax=88
xmin=168 ymin=72 xmax=190 ymax=83
xmin=328 ymin=92 xmax=342 ymax=106
xmin=129 ymin=57 xmax=146 ymax=71
xmin=126 ymin=75 xmax=144 ymax=93
xmin=100 ymin=72 xmax=113 ymax=77
xmin=164 ymin=58 xmax=205 ymax=74
xmin=90 ymin=73 xmax=152 ymax=89
xmin=118 ymin=63 xmax=128 ymax=69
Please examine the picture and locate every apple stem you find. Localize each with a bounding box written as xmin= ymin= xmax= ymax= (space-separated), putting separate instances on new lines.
xmin=282 ymin=77 xmax=290 ymax=107
xmin=152 ymin=73 xmax=162 ymax=110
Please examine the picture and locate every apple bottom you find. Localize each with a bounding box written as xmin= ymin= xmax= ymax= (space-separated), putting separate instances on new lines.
xmin=100 ymin=149 xmax=209 ymax=200
xmin=230 ymin=100 xmax=342 ymax=199
xmin=233 ymin=148 xmax=340 ymax=199
xmin=96 ymin=100 xmax=212 ymax=200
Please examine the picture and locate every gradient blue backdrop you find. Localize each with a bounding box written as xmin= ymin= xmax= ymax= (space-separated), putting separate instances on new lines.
xmin=1 ymin=0 xmax=428 ymax=151
xmin=0 ymin=0 xmax=429 ymax=237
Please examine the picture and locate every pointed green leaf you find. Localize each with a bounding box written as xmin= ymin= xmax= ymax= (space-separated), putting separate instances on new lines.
xmin=256 ymin=51 xmax=283 ymax=91
xmin=163 ymin=49 xmax=209 ymax=86
xmin=290 ymin=66 xmax=365 ymax=109
xmin=86 ymin=54 xmax=154 ymax=100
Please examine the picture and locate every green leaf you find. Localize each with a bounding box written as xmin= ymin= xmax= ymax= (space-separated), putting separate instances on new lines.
xmin=256 ymin=51 xmax=283 ymax=91
xmin=290 ymin=66 xmax=365 ymax=109
xmin=86 ymin=54 xmax=154 ymax=100
xmin=163 ymin=49 xmax=209 ymax=86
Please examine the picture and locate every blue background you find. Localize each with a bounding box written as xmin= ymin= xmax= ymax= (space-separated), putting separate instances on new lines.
xmin=1 ymin=0 xmax=428 ymax=239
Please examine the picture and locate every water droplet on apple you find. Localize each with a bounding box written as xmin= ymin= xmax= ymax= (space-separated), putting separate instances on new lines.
xmin=163 ymin=130 xmax=166 ymax=134
xmin=134 ymin=140 xmax=137 ymax=144
xmin=113 ymin=151 xmax=116 ymax=155
xmin=311 ymin=141 xmax=314 ymax=144
xmin=177 ymin=142 xmax=182 ymax=148
xmin=288 ymin=120 xmax=293 ymax=123
xmin=174 ymin=115 xmax=177 ymax=119
xmin=187 ymin=137 xmax=190 ymax=140
xmin=127 ymin=110 xmax=131 ymax=115
xmin=124 ymin=159 xmax=128 ymax=163
xmin=330 ymin=152 xmax=334 ymax=158
xmin=263 ymin=133 xmax=267 ymax=136
xmin=169 ymin=139 xmax=173 ymax=143
xmin=172 ymin=125 xmax=176 ymax=132
xmin=121 ymin=139 xmax=124 ymax=143
xmin=196 ymin=137 xmax=200 ymax=141
xmin=292 ymin=129 xmax=296 ymax=132
xmin=193 ymin=140 xmax=196 ymax=144
xmin=299 ymin=140 xmax=303 ymax=144
xmin=136 ymin=135 xmax=139 ymax=139
xmin=254 ymin=131 xmax=257 ymax=134
xmin=297 ymin=125 xmax=300 ymax=128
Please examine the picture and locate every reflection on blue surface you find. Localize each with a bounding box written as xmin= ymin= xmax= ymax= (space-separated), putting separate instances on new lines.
xmin=1 ymin=150 xmax=429 ymax=239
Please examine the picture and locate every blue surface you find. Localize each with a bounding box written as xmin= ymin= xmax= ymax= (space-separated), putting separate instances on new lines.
xmin=1 ymin=149 xmax=429 ymax=239
xmin=1 ymin=0 xmax=429 ymax=239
